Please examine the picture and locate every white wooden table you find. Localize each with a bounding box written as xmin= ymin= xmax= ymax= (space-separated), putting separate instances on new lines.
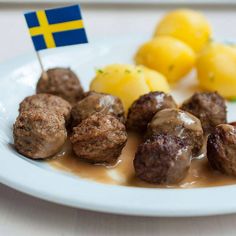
xmin=1 ymin=3 xmax=236 ymax=235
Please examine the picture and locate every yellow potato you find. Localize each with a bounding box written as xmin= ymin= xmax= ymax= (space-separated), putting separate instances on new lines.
xmin=90 ymin=64 xmax=170 ymax=111
xmin=135 ymin=36 xmax=195 ymax=83
xmin=154 ymin=9 xmax=212 ymax=52
xmin=197 ymin=42 xmax=236 ymax=99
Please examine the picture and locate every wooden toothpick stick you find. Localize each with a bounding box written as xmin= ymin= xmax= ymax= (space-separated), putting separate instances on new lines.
xmin=36 ymin=51 xmax=48 ymax=80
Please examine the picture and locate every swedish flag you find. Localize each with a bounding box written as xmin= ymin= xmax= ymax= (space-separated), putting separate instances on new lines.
xmin=24 ymin=5 xmax=88 ymax=51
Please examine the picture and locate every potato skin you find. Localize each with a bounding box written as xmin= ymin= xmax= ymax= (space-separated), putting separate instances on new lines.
xmin=135 ymin=36 xmax=195 ymax=84
xmin=196 ymin=42 xmax=236 ymax=99
xmin=90 ymin=64 xmax=170 ymax=112
xmin=154 ymin=9 xmax=212 ymax=52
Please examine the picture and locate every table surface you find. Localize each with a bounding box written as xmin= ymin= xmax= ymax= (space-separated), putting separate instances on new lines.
xmin=1 ymin=3 xmax=236 ymax=236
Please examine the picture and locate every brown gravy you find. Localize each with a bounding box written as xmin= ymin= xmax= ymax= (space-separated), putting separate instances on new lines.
xmin=49 ymin=133 xmax=236 ymax=188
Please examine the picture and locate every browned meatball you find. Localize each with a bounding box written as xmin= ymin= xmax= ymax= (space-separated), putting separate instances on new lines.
xmin=180 ymin=92 xmax=227 ymax=134
xmin=230 ymin=122 xmax=236 ymax=126
xmin=19 ymin=93 xmax=71 ymax=123
xmin=126 ymin=91 xmax=177 ymax=132
xmin=207 ymin=124 xmax=236 ymax=176
xmin=146 ymin=108 xmax=204 ymax=157
xmin=70 ymin=113 xmax=127 ymax=164
xmin=134 ymin=134 xmax=191 ymax=184
xmin=36 ymin=67 xmax=84 ymax=104
xmin=13 ymin=109 xmax=67 ymax=159
xmin=71 ymin=91 xmax=125 ymax=128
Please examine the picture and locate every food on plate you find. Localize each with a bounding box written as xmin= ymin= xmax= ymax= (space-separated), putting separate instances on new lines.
xmin=90 ymin=64 xmax=170 ymax=111
xmin=230 ymin=122 xmax=236 ymax=126
xmin=126 ymin=91 xmax=177 ymax=133
xmin=134 ymin=134 xmax=192 ymax=184
xmin=71 ymin=91 xmax=125 ymax=128
xmin=13 ymin=109 xmax=67 ymax=159
xmin=70 ymin=113 xmax=127 ymax=164
xmin=19 ymin=93 xmax=72 ymax=123
xmin=207 ymin=124 xmax=236 ymax=176
xmin=180 ymin=92 xmax=227 ymax=134
xmin=11 ymin=7 xmax=236 ymax=187
xmin=36 ymin=67 xmax=84 ymax=104
xmin=154 ymin=9 xmax=212 ymax=52
xmin=146 ymin=108 xmax=204 ymax=157
xmin=135 ymin=36 xmax=195 ymax=83
xmin=196 ymin=42 xmax=236 ymax=99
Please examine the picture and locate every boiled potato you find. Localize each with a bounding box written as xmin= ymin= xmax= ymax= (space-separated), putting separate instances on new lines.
xmin=197 ymin=42 xmax=236 ymax=99
xmin=154 ymin=9 xmax=212 ymax=52
xmin=135 ymin=36 xmax=195 ymax=84
xmin=90 ymin=64 xmax=170 ymax=111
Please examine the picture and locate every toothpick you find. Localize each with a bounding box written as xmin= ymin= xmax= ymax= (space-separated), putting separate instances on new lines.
xmin=36 ymin=51 xmax=48 ymax=80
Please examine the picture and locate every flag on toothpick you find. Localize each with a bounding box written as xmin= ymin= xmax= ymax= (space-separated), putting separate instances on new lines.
xmin=24 ymin=5 xmax=88 ymax=51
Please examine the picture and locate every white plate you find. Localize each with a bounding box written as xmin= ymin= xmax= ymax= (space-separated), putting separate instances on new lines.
xmin=1 ymin=36 xmax=236 ymax=217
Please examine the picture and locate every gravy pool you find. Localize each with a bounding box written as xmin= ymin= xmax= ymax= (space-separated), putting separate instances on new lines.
xmin=49 ymin=133 xmax=236 ymax=188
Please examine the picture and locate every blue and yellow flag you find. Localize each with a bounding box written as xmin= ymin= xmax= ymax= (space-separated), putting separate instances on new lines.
xmin=24 ymin=5 xmax=88 ymax=51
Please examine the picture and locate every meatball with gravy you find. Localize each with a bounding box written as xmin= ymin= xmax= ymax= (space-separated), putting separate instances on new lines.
xmin=180 ymin=92 xmax=227 ymax=134
xmin=36 ymin=67 xmax=84 ymax=104
xmin=146 ymin=108 xmax=204 ymax=157
xmin=126 ymin=91 xmax=177 ymax=132
xmin=13 ymin=109 xmax=67 ymax=159
xmin=19 ymin=93 xmax=72 ymax=123
xmin=134 ymin=134 xmax=192 ymax=184
xmin=207 ymin=124 xmax=236 ymax=176
xmin=71 ymin=91 xmax=125 ymax=127
xmin=70 ymin=113 xmax=127 ymax=164
xmin=230 ymin=122 xmax=236 ymax=127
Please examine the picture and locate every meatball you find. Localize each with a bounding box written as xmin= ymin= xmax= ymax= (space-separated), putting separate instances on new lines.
xmin=207 ymin=124 xmax=236 ymax=176
xmin=70 ymin=113 xmax=127 ymax=164
xmin=13 ymin=109 xmax=67 ymax=159
xmin=19 ymin=93 xmax=71 ymax=123
xmin=71 ymin=91 xmax=125 ymax=127
xmin=180 ymin=92 xmax=227 ymax=134
xmin=134 ymin=134 xmax=192 ymax=184
xmin=126 ymin=91 xmax=177 ymax=132
xmin=36 ymin=67 xmax=84 ymax=104
xmin=146 ymin=108 xmax=204 ymax=157
xmin=230 ymin=122 xmax=236 ymax=127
